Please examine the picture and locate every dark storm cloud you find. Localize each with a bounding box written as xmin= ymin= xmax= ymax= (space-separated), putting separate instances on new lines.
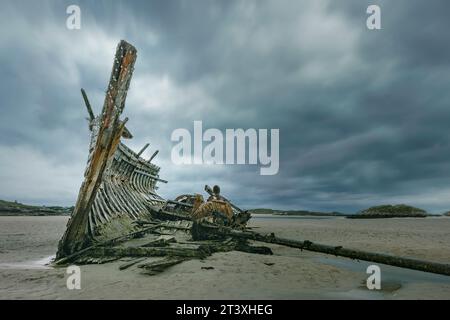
xmin=1 ymin=0 xmax=450 ymax=213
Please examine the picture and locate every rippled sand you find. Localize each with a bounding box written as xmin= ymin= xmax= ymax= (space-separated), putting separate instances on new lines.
xmin=0 ymin=215 xmax=449 ymax=299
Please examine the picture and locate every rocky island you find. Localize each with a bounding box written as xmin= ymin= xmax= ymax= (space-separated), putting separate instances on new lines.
xmin=348 ymin=204 xmax=428 ymax=219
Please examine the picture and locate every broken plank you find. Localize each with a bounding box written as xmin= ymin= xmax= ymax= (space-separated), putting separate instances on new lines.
xmin=139 ymin=258 xmax=186 ymax=276
xmin=88 ymin=245 xmax=209 ymax=259
xmin=119 ymin=257 xmax=147 ymax=270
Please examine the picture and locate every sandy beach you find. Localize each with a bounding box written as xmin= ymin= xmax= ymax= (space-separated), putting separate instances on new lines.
xmin=0 ymin=215 xmax=449 ymax=300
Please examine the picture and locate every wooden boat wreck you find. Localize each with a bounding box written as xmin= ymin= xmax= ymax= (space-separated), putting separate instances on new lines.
xmin=55 ymin=40 xmax=450 ymax=277
xmin=55 ymin=40 xmax=254 ymax=270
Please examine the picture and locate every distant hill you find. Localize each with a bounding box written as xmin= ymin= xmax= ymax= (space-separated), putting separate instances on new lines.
xmin=348 ymin=204 xmax=428 ymax=219
xmin=250 ymin=208 xmax=348 ymax=217
xmin=443 ymin=211 xmax=450 ymax=217
xmin=0 ymin=199 xmax=73 ymax=216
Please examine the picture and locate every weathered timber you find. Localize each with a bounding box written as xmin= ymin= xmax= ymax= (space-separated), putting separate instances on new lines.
xmin=134 ymin=169 xmax=167 ymax=183
xmin=56 ymin=41 xmax=170 ymax=259
xmin=88 ymin=245 xmax=210 ymax=259
xmin=148 ymin=150 xmax=159 ymax=162
xmin=57 ymin=41 xmax=138 ymax=259
xmin=81 ymin=88 xmax=95 ymax=121
xmin=158 ymin=225 xmax=191 ymax=232
xmin=133 ymin=220 xmax=188 ymax=231
xmin=119 ymin=257 xmax=147 ymax=270
xmin=194 ymin=223 xmax=450 ymax=276
xmin=132 ymin=220 xmax=161 ymax=228
xmin=142 ymin=236 xmax=176 ymax=247
xmin=75 ymin=256 xmax=121 ymax=265
xmin=154 ymin=209 xmax=192 ymax=221
xmin=136 ymin=143 xmax=150 ymax=157
xmin=167 ymin=199 xmax=194 ymax=208
xmin=81 ymin=87 xmax=133 ymax=138
xmin=235 ymin=241 xmax=273 ymax=255
xmin=121 ymin=126 xmax=133 ymax=139
xmin=138 ymin=257 xmax=186 ymax=275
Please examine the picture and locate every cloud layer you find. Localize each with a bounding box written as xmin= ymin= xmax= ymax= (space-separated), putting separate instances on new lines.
xmin=1 ymin=0 xmax=450 ymax=213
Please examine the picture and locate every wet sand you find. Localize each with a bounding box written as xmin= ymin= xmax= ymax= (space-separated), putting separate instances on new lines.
xmin=0 ymin=215 xmax=449 ymax=299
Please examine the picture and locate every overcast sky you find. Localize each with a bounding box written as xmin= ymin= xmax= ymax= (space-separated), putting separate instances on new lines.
xmin=1 ymin=0 xmax=450 ymax=213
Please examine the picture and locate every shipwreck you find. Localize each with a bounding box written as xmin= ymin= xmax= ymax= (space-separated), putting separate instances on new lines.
xmin=55 ymin=40 xmax=450 ymax=277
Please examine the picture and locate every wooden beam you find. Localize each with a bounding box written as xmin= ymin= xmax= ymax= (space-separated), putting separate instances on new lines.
xmin=134 ymin=169 xmax=168 ymax=183
xmin=88 ymin=246 xmax=208 ymax=259
xmin=121 ymin=126 xmax=133 ymax=139
xmin=194 ymin=223 xmax=450 ymax=277
xmin=81 ymin=88 xmax=95 ymax=121
xmin=148 ymin=150 xmax=159 ymax=162
xmin=137 ymin=143 xmax=150 ymax=157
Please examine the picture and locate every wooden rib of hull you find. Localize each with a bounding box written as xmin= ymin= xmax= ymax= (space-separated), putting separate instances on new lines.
xmin=87 ymin=143 xmax=166 ymax=238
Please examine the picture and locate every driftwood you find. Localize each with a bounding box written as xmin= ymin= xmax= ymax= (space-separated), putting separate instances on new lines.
xmin=138 ymin=258 xmax=187 ymax=275
xmin=193 ymin=223 xmax=450 ymax=277
xmin=235 ymin=241 xmax=273 ymax=255
xmin=55 ymin=220 xmax=194 ymax=265
xmin=88 ymin=245 xmax=210 ymax=259
xmin=142 ymin=236 xmax=177 ymax=247
xmin=74 ymin=256 xmax=121 ymax=265
xmin=119 ymin=258 xmax=147 ymax=270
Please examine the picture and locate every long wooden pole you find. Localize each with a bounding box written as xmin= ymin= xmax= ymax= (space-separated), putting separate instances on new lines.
xmin=56 ymin=41 xmax=137 ymax=259
xmin=81 ymin=88 xmax=95 ymax=121
xmin=194 ymin=223 xmax=450 ymax=276
xmin=137 ymin=143 xmax=150 ymax=157
xmin=148 ymin=150 xmax=159 ymax=162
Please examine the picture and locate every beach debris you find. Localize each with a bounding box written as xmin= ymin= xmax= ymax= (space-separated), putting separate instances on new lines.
xmin=119 ymin=258 xmax=147 ymax=270
xmin=201 ymin=266 xmax=214 ymax=270
xmin=74 ymin=256 xmax=121 ymax=265
xmin=142 ymin=236 xmax=177 ymax=247
xmin=138 ymin=257 xmax=187 ymax=275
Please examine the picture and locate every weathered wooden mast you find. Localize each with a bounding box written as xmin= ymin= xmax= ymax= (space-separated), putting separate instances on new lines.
xmin=57 ymin=41 xmax=137 ymax=258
